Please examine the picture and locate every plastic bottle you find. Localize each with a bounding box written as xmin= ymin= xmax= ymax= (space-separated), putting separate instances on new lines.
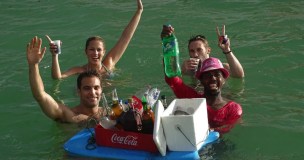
xmin=162 ymin=25 xmax=182 ymax=78
xmin=147 ymin=87 xmax=161 ymax=109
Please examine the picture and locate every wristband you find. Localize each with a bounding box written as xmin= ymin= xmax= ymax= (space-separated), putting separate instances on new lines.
xmin=223 ymin=50 xmax=232 ymax=54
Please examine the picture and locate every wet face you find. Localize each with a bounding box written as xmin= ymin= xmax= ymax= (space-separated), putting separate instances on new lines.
xmin=85 ymin=40 xmax=105 ymax=65
xmin=188 ymin=40 xmax=211 ymax=61
xmin=199 ymin=70 xmax=225 ymax=96
xmin=78 ymin=76 xmax=102 ymax=108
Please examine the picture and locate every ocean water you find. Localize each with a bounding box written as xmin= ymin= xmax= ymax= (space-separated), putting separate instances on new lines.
xmin=0 ymin=0 xmax=304 ymax=159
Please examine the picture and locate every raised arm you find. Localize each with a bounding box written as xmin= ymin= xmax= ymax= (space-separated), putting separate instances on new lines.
xmin=160 ymin=25 xmax=198 ymax=76
xmin=102 ymin=0 xmax=143 ymax=70
xmin=216 ymin=25 xmax=245 ymax=78
xmin=27 ymin=36 xmax=69 ymax=121
xmin=45 ymin=35 xmax=81 ymax=80
xmin=45 ymin=35 xmax=64 ymax=79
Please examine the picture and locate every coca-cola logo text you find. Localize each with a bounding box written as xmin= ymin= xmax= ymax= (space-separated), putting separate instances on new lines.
xmin=111 ymin=133 xmax=138 ymax=146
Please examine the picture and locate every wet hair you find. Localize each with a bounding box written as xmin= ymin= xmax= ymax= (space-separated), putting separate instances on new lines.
xmin=188 ymin=35 xmax=210 ymax=49
xmin=77 ymin=70 xmax=102 ymax=89
xmin=85 ymin=36 xmax=106 ymax=50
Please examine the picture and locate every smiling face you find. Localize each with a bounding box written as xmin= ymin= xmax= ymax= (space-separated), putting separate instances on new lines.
xmin=199 ymin=70 xmax=225 ymax=96
xmin=78 ymin=76 xmax=102 ymax=108
xmin=85 ymin=37 xmax=106 ymax=65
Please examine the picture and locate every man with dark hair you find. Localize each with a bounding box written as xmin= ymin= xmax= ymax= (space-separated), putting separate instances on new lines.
xmin=27 ymin=36 xmax=104 ymax=123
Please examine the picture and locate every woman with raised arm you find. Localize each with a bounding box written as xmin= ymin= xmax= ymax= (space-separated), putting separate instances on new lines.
xmin=47 ymin=0 xmax=143 ymax=79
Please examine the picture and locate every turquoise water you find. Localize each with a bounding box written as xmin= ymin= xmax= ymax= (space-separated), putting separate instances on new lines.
xmin=0 ymin=0 xmax=304 ymax=159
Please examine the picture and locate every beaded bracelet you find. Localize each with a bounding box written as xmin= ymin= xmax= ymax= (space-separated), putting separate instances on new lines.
xmin=223 ymin=50 xmax=232 ymax=54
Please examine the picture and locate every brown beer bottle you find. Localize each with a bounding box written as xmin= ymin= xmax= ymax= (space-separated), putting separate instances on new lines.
xmin=141 ymin=96 xmax=154 ymax=134
xmin=110 ymin=89 xmax=123 ymax=120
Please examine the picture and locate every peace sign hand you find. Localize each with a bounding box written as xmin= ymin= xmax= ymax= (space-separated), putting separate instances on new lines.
xmin=216 ymin=25 xmax=231 ymax=52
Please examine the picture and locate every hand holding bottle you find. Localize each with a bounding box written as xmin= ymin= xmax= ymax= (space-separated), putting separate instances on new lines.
xmin=161 ymin=24 xmax=174 ymax=39
xmin=162 ymin=24 xmax=182 ymax=78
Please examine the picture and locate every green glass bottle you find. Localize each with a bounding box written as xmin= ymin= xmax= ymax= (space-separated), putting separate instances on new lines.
xmin=141 ymin=95 xmax=154 ymax=134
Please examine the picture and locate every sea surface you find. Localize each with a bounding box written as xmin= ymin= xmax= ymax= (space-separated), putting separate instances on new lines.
xmin=0 ymin=0 xmax=304 ymax=159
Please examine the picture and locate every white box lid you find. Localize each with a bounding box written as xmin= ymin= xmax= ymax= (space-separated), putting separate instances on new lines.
xmin=153 ymin=100 xmax=166 ymax=156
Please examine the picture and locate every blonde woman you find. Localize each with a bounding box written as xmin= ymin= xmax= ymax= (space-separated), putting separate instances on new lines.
xmin=47 ymin=0 xmax=143 ymax=79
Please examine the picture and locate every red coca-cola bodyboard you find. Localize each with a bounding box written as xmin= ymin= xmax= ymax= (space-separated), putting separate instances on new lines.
xmin=95 ymin=124 xmax=158 ymax=153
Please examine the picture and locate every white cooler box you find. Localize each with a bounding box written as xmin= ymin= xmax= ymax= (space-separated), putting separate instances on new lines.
xmin=153 ymin=98 xmax=209 ymax=156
